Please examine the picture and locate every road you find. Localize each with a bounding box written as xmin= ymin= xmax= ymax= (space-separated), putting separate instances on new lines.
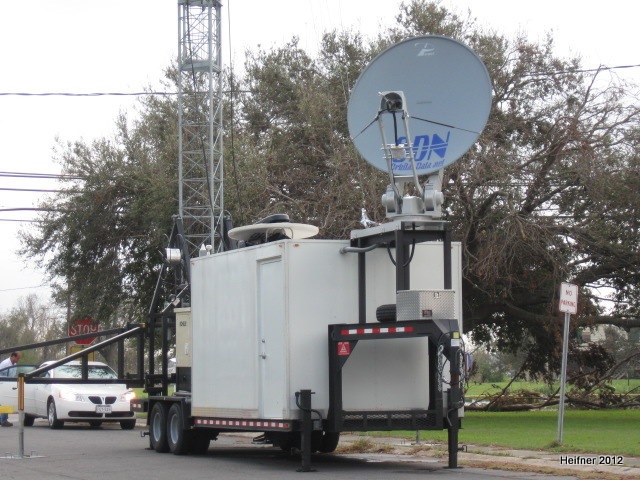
xmin=0 ymin=418 xmax=578 ymax=480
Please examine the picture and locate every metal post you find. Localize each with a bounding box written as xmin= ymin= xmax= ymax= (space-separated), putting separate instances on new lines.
xmin=557 ymin=312 xmax=571 ymax=443
xmin=447 ymin=333 xmax=461 ymax=468
xmin=297 ymin=389 xmax=314 ymax=472
xmin=137 ymin=328 xmax=145 ymax=384
xmin=358 ymin=249 xmax=366 ymax=324
xmin=443 ymin=227 xmax=452 ymax=289
xmin=395 ymin=228 xmax=410 ymax=291
xmin=118 ymin=338 xmax=125 ymax=379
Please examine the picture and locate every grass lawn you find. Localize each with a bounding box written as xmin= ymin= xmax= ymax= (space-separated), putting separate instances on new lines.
xmin=373 ymin=409 xmax=640 ymax=456
xmin=466 ymin=379 xmax=640 ymax=397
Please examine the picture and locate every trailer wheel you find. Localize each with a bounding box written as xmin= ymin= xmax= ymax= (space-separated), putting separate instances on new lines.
xmin=376 ymin=304 xmax=397 ymax=323
xmin=270 ymin=432 xmax=297 ymax=452
xmin=190 ymin=431 xmax=211 ymax=455
xmin=167 ymin=403 xmax=191 ymax=455
xmin=149 ymin=402 xmax=169 ymax=453
xmin=318 ymin=431 xmax=340 ymax=453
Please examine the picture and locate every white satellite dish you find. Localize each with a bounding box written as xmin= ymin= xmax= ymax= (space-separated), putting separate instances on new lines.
xmin=348 ymin=35 xmax=492 ymax=175
xmin=228 ymin=222 xmax=319 ymax=242
xmin=347 ymin=35 xmax=492 ymax=218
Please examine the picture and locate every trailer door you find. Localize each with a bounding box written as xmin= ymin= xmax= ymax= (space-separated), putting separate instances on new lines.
xmin=257 ymin=257 xmax=286 ymax=419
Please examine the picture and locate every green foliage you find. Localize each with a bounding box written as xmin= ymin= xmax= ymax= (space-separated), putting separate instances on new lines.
xmin=229 ymin=35 xmax=385 ymax=236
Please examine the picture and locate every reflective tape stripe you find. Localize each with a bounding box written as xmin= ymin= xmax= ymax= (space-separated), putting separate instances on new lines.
xmin=194 ymin=418 xmax=290 ymax=429
xmin=340 ymin=326 xmax=414 ymax=336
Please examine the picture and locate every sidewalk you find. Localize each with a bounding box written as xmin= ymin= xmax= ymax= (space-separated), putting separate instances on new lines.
xmin=338 ymin=434 xmax=640 ymax=479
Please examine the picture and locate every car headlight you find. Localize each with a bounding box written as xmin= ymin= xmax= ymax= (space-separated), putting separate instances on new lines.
xmin=120 ymin=390 xmax=136 ymax=402
xmin=58 ymin=389 xmax=83 ymax=402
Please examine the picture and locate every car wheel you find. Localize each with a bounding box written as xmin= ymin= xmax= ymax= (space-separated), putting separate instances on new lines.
xmin=149 ymin=402 xmax=169 ymax=453
xmin=120 ymin=419 xmax=136 ymax=430
xmin=47 ymin=400 xmax=64 ymax=429
xmin=167 ymin=403 xmax=190 ymax=455
xmin=23 ymin=414 xmax=35 ymax=427
xmin=89 ymin=420 xmax=102 ymax=428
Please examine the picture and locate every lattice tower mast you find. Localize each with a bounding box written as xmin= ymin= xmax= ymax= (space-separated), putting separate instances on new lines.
xmin=177 ymin=0 xmax=224 ymax=256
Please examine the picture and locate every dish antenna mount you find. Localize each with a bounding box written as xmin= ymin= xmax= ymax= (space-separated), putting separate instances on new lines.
xmin=347 ymin=36 xmax=492 ymax=219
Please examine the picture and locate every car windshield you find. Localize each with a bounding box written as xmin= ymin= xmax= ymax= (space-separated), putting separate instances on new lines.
xmin=0 ymin=365 xmax=37 ymax=377
xmin=52 ymin=365 xmax=118 ymax=380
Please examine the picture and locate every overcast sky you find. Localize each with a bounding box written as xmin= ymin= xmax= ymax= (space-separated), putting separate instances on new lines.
xmin=0 ymin=0 xmax=638 ymax=312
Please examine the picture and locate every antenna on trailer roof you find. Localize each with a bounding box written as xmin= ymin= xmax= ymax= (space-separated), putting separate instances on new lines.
xmin=347 ymin=35 xmax=492 ymax=219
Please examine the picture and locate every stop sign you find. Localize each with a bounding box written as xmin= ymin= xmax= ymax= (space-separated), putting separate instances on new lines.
xmin=69 ymin=317 xmax=100 ymax=345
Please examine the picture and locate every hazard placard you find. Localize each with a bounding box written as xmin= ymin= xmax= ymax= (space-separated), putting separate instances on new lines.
xmin=337 ymin=341 xmax=351 ymax=356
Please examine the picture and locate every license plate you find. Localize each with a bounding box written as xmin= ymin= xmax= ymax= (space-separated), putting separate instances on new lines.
xmin=95 ymin=405 xmax=112 ymax=414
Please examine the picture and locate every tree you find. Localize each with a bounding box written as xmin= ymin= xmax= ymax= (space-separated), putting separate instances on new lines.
xmin=228 ymin=1 xmax=640 ymax=378
xmin=228 ymin=36 xmax=385 ymax=237
xmin=20 ymin=85 xmax=178 ymax=329
xmin=20 ymin=1 xmax=639 ymax=381
xmin=0 ymin=295 xmax=66 ymax=363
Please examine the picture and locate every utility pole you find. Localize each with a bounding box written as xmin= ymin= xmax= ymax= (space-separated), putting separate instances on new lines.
xmin=177 ymin=0 xmax=224 ymax=256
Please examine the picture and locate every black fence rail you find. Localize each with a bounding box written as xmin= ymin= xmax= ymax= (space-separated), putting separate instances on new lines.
xmin=0 ymin=323 xmax=146 ymax=386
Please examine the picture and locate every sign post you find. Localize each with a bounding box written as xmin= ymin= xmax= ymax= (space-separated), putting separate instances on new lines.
xmin=557 ymin=282 xmax=578 ymax=443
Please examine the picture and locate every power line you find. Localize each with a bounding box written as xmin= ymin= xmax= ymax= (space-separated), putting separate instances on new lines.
xmin=0 ymin=208 xmax=55 ymax=212
xmin=0 ymin=63 xmax=636 ymax=98
xmin=0 ymin=171 xmax=81 ymax=180
xmin=0 ymin=91 xmax=177 ymax=97
xmin=0 ymin=283 xmax=48 ymax=293
xmin=525 ymin=63 xmax=640 ymax=78
xmin=0 ymin=187 xmax=63 ymax=193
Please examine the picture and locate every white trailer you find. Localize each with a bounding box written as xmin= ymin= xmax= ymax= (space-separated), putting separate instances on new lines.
xmin=135 ymin=219 xmax=466 ymax=469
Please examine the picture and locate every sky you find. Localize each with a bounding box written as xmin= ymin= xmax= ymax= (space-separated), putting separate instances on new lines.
xmin=0 ymin=0 xmax=638 ymax=312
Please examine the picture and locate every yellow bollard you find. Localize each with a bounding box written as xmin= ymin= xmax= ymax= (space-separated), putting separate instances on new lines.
xmin=17 ymin=375 xmax=24 ymax=411
xmin=17 ymin=374 xmax=25 ymax=458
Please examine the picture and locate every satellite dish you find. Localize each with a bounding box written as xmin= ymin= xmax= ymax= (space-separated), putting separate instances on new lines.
xmin=347 ymin=35 xmax=492 ymax=177
xmin=228 ymin=222 xmax=319 ymax=242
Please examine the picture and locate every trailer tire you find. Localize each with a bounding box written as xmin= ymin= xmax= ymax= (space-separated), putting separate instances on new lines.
xmin=270 ymin=432 xmax=297 ymax=452
xmin=190 ymin=431 xmax=211 ymax=455
xmin=318 ymin=431 xmax=340 ymax=453
xmin=376 ymin=304 xmax=396 ymax=323
xmin=150 ymin=402 xmax=169 ymax=453
xmin=167 ymin=403 xmax=190 ymax=455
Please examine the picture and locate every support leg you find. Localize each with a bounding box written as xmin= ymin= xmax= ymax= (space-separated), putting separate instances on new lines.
xmin=447 ymin=333 xmax=462 ymax=469
xmin=447 ymin=409 xmax=459 ymax=468
xmin=297 ymin=390 xmax=315 ymax=472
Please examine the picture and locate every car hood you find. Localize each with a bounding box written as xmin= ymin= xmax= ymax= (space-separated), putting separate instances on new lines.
xmin=52 ymin=383 xmax=129 ymax=395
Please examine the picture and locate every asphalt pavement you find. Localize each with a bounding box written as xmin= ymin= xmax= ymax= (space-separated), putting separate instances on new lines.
xmin=0 ymin=414 xmax=638 ymax=480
